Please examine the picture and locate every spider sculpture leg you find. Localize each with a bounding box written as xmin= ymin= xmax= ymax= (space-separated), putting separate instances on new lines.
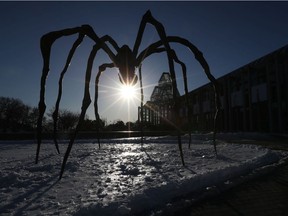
xmin=36 ymin=31 xmax=82 ymax=163
xmin=175 ymin=38 xmax=220 ymax=155
xmin=166 ymin=37 xmax=221 ymax=155
xmin=138 ymin=47 xmax=192 ymax=148
xmin=35 ymin=26 xmax=121 ymax=178
xmin=52 ymin=33 xmax=85 ymax=154
xmin=36 ymin=26 xmax=116 ymax=164
xmin=94 ymin=63 xmax=115 ymax=149
xmin=137 ymin=35 xmax=220 ymax=155
xmin=134 ymin=10 xmax=185 ymax=165
xmin=59 ymin=45 xmax=97 ymax=178
xmin=60 ymin=36 xmax=120 ymax=178
xmin=92 ymin=35 xmax=120 ymax=149
xmin=139 ymin=65 xmax=144 ymax=146
xmin=170 ymin=50 xmax=192 ymax=148
xmin=36 ymin=33 xmax=55 ymax=164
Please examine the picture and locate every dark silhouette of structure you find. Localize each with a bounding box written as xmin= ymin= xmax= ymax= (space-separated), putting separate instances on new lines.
xmin=141 ymin=45 xmax=288 ymax=134
xmin=188 ymin=44 xmax=288 ymax=133
xmin=138 ymin=73 xmax=180 ymax=126
xmin=36 ymin=10 xmax=220 ymax=178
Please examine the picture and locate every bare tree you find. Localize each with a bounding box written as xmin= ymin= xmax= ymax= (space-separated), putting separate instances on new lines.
xmin=0 ymin=97 xmax=31 ymax=132
xmin=46 ymin=108 xmax=80 ymax=132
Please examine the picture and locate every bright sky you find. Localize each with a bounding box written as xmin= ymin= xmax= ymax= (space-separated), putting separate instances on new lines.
xmin=1 ymin=1 xmax=288 ymax=123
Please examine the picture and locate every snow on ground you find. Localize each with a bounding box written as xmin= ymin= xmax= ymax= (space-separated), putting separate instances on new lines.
xmin=0 ymin=134 xmax=287 ymax=216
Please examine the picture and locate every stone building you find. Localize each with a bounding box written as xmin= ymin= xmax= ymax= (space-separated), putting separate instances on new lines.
xmin=217 ymin=44 xmax=288 ymax=133
xmin=139 ymin=44 xmax=288 ymax=133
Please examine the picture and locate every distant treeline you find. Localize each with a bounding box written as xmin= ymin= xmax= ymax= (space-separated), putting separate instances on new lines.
xmin=0 ymin=96 xmax=130 ymax=133
xmin=0 ymin=96 xmax=176 ymax=140
xmin=0 ymin=97 xmax=38 ymax=133
xmin=0 ymin=97 xmax=156 ymax=133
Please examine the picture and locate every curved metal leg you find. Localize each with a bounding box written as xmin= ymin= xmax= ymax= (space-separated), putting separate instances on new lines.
xmin=36 ymin=32 xmax=57 ymax=164
xmin=137 ymin=35 xmax=221 ymax=155
xmin=166 ymin=37 xmax=221 ymax=156
xmin=52 ymin=33 xmax=85 ymax=154
xmin=36 ymin=26 xmax=118 ymax=164
xmin=94 ymin=62 xmax=115 ymax=149
xmin=133 ymin=10 xmax=185 ymax=165
xmin=59 ymin=45 xmax=98 ymax=179
xmin=170 ymin=50 xmax=192 ymax=148
xmin=139 ymin=65 xmax=144 ymax=146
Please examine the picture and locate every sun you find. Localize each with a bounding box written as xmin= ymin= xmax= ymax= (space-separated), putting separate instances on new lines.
xmin=120 ymin=84 xmax=137 ymax=101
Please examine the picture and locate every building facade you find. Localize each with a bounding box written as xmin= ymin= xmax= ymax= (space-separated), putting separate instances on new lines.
xmin=217 ymin=44 xmax=288 ymax=133
xmin=139 ymin=45 xmax=288 ymax=133
xmin=138 ymin=72 xmax=179 ymax=127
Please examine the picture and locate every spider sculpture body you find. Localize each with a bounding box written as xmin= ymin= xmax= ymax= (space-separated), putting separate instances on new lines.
xmin=36 ymin=10 xmax=221 ymax=179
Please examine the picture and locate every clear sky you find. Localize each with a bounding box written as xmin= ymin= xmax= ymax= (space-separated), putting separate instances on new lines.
xmin=1 ymin=1 xmax=288 ymax=124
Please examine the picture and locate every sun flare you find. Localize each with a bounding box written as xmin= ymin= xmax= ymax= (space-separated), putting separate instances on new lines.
xmin=120 ymin=84 xmax=137 ymax=101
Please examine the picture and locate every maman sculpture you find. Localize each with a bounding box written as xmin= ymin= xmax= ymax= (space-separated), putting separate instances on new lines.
xmin=35 ymin=10 xmax=220 ymax=179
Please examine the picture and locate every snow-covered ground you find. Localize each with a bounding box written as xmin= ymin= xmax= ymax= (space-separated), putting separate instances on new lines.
xmin=0 ymin=134 xmax=287 ymax=216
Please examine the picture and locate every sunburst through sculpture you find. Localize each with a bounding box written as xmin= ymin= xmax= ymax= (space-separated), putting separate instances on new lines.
xmin=120 ymin=84 xmax=138 ymax=101
xmin=35 ymin=10 xmax=221 ymax=179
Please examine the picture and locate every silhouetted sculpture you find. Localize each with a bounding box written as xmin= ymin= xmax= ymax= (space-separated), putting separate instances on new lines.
xmin=35 ymin=10 xmax=221 ymax=179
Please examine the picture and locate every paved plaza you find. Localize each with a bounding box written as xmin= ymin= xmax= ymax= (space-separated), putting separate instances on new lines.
xmin=179 ymin=135 xmax=288 ymax=216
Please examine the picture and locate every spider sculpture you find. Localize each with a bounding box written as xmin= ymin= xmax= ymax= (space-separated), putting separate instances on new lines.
xmin=35 ymin=10 xmax=221 ymax=179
